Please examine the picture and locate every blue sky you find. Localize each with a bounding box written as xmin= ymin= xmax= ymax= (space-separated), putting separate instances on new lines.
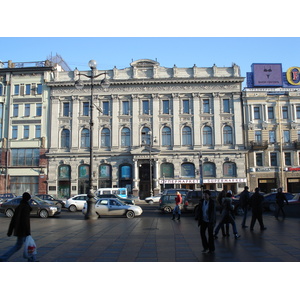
xmin=1 ymin=37 xmax=300 ymax=80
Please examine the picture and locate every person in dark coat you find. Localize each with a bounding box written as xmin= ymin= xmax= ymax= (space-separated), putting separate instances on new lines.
xmin=249 ymin=188 xmax=267 ymax=231
xmin=240 ymin=186 xmax=250 ymax=228
xmin=0 ymin=192 xmax=36 ymax=262
xmin=275 ymin=188 xmax=289 ymax=219
xmin=196 ymin=190 xmax=216 ymax=254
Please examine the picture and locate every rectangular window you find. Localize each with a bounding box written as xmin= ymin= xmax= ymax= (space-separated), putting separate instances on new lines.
xmin=122 ymin=101 xmax=129 ymax=115
xmin=0 ymin=84 xmax=3 ymax=96
xmin=255 ymin=130 xmax=262 ymax=142
xmin=296 ymin=106 xmax=300 ymax=119
xmin=256 ymin=153 xmax=263 ymax=166
xmin=282 ymin=106 xmax=288 ymax=119
xmin=182 ymin=100 xmax=190 ymax=114
xmin=254 ymin=107 xmax=260 ymax=119
xmin=63 ymin=102 xmax=70 ymax=117
xmin=283 ymin=130 xmax=290 ymax=143
xmin=269 ymin=130 xmax=276 ymax=143
xmin=23 ymin=125 xmax=29 ymax=139
xmin=203 ymin=99 xmax=210 ymax=113
xmin=36 ymin=103 xmax=42 ymax=116
xmin=14 ymin=85 xmax=20 ymax=95
xmin=142 ymin=100 xmax=149 ymax=114
xmin=270 ymin=152 xmax=277 ymax=166
xmin=102 ymin=101 xmax=109 ymax=115
xmin=11 ymin=148 xmax=40 ymax=166
xmin=268 ymin=106 xmax=274 ymax=119
xmin=24 ymin=104 xmax=30 ymax=117
xmin=284 ymin=152 xmax=291 ymax=166
xmin=12 ymin=126 xmax=18 ymax=139
xmin=162 ymin=100 xmax=169 ymax=114
xmin=37 ymin=84 xmax=42 ymax=94
xmin=13 ymin=104 xmax=19 ymax=117
xmin=35 ymin=125 xmax=41 ymax=138
xmin=223 ymin=99 xmax=230 ymax=113
xmin=83 ymin=102 xmax=89 ymax=116
xmin=25 ymin=84 xmax=31 ymax=95
xmin=298 ymin=130 xmax=300 ymax=142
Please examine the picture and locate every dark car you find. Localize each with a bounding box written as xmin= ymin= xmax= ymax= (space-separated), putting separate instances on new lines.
xmin=97 ymin=194 xmax=135 ymax=205
xmin=159 ymin=191 xmax=190 ymax=213
xmin=262 ymin=192 xmax=295 ymax=212
xmin=0 ymin=196 xmax=61 ymax=218
xmin=35 ymin=194 xmax=65 ymax=208
xmin=0 ymin=193 xmax=17 ymax=204
xmin=184 ymin=190 xmax=219 ymax=213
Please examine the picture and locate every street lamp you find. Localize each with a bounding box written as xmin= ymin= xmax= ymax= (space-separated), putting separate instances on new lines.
xmin=75 ymin=60 xmax=110 ymax=220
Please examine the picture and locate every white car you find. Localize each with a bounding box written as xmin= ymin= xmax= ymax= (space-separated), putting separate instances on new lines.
xmin=65 ymin=194 xmax=89 ymax=212
xmin=82 ymin=198 xmax=143 ymax=218
xmin=145 ymin=194 xmax=161 ymax=204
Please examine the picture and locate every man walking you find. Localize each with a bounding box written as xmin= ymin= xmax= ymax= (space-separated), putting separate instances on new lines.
xmin=172 ymin=191 xmax=182 ymax=220
xmin=240 ymin=186 xmax=250 ymax=228
xmin=249 ymin=188 xmax=267 ymax=231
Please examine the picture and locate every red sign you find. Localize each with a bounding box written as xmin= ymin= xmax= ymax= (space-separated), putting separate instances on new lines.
xmin=288 ymin=167 xmax=300 ymax=171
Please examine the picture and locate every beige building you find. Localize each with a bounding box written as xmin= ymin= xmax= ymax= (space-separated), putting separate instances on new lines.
xmin=47 ymin=59 xmax=246 ymax=199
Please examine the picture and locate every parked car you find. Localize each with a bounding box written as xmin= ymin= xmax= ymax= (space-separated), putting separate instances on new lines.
xmin=97 ymin=193 xmax=135 ymax=205
xmin=162 ymin=189 xmax=191 ymax=197
xmin=35 ymin=194 xmax=65 ymax=208
xmin=65 ymin=194 xmax=89 ymax=212
xmin=0 ymin=193 xmax=17 ymax=204
xmin=0 ymin=196 xmax=61 ymax=218
xmin=145 ymin=194 xmax=161 ymax=204
xmin=184 ymin=190 xmax=219 ymax=213
xmin=262 ymin=192 xmax=295 ymax=212
xmin=82 ymin=198 xmax=143 ymax=218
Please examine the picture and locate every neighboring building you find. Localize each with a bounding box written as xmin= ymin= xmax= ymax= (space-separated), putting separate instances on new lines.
xmin=243 ymin=64 xmax=300 ymax=193
xmin=47 ymin=59 xmax=246 ymax=199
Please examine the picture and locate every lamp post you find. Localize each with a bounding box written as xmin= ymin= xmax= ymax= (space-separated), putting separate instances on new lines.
xmin=75 ymin=60 xmax=110 ymax=220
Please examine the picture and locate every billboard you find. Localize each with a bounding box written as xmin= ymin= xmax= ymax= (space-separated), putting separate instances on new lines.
xmin=252 ymin=63 xmax=283 ymax=87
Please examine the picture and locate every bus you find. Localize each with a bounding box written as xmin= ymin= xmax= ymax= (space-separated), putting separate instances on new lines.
xmin=96 ymin=188 xmax=128 ymax=198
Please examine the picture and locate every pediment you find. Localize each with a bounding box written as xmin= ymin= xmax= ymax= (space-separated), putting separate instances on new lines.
xmin=130 ymin=59 xmax=160 ymax=68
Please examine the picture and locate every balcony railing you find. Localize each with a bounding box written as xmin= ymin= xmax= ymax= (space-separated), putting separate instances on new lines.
xmin=250 ymin=140 xmax=268 ymax=150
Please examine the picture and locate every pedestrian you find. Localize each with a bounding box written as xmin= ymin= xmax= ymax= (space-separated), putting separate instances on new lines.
xmin=240 ymin=186 xmax=250 ymax=228
xmin=196 ymin=190 xmax=216 ymax=254
xmin=275 ymin=188 xmax=289 ymax=219
xmin=172 ymin=191 xmax=182 ymax=220
xmin=0 ymin=192 xmax=37 ymax=262
xmin=214 ymin=192 xmax=240 ymax=239
xmin=249 ymin=188 xmax=267 ymax=231
xmin=217 ymin=190 xmax=229 ymax=236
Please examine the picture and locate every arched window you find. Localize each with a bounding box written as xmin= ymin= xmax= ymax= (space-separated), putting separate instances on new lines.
xmin=181 ymin=163 xmax=195 ymax=177
xmin=223 ymin=162 xmax=237 ymax=177
xmin=81 ymin=128 xmax=90 ymax=148
xmin=162 ymin=126 xmax=171 ymax=146
xmin=101 ymin=128 xmax=111 ymax=147
xmin=141 ymin=127 xmax=151 ymax=145
xmin=58 ymin=165 xmax=71 ymax=179
xmin=182 ymin=126 xmax=192 ymax=146
xmin=121 ymin=127 xmax=131 ymax=147
xmin=203 ymin=162 xmax=216 ymax=177
xmin=61 ymin=129 xmax=70 ymax=148
xmin=79 ymin=164 xmax=90 ymax=178
xmin=223 ymin=125 xmax=233 ymax=144
xmin=160 ymin=163 xmax=174 ymax=178
xmin=203 ymin=126 xmax=212 ymax=145
xmin=99 ymin=164 xmax=111 ymax=179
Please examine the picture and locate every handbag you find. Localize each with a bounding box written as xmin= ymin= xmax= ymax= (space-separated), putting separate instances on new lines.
xmin=23 ymin=235 xmax=37 ymax=259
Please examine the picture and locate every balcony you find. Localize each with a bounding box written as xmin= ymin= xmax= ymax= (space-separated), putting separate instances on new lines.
xmin=250 ymin=140 xmax=268 ymax=150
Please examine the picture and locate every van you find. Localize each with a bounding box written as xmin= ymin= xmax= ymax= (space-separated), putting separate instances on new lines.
xmin=159 ymin=189 xmax=190 ymax=213
xmin=96 ymin=188 xmax=127 ymax=198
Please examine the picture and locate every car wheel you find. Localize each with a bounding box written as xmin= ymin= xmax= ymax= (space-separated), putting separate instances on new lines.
xmin=39 ymin=209 xmax=49 ymax=218
xmin=5 ymin=209 xmax=14 ymax=218
xmin=235 ymin=205 xmax=244 ymax=216
xmin=69 ymin=205 xmax=77 ymax=212
xmin=269 ymin=203 xmax=276 ymax=212
xmin=148 ymin=200 xmax=154 ymax=204
xmin=126 ymin=210 xmax=135 ymax=218
xmin=163 ymin=206 xmax=172 ymax=213
xmin=56 ymin=203 xmax=62 ymax=209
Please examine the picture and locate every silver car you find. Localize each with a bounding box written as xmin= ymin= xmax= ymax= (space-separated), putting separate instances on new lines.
xmin=82 ymin=198 xmax=143 ymax=218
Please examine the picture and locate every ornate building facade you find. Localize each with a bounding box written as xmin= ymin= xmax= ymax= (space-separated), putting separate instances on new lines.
xmin=47 ymin=59 xmax=246 ymax=199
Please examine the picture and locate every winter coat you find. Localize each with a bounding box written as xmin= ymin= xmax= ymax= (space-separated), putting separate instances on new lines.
xmin=249 ymin=192 xmax=264 ymax=213
xmin=7 ymin=199 xmax=32 ymax=237
xmin=197 ymin=198 xmax=216 ymax=226
xmin=239 ymin=190 xmax=250 ymax=209
xmin=275 ymin=192 xmax=288 ymax=207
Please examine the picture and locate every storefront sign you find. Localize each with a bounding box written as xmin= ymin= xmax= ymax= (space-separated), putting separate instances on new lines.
xmin=288 ymin=167 xmax=300 ymax=171
xmin=286 ymin=67 xmax=300 ymax=85
xmin=256 ymin=168 xmax=271 ymax=172
xmin=159 ymin=178 xmax=247 ymax=184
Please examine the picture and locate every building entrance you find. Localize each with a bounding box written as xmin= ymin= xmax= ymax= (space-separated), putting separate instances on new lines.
xmin=139 ymin=163 xmax=153 ymax=199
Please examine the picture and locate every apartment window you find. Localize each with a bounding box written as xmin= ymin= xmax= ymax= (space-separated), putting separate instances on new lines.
xmin=122 ymin=101 xmax=129 ymax=115
xmin=268 ymin=106 xmax=274 ymax=119
xmin=36 ymin=103 xmax=42 ymax=116
xmin=283 ymin=130 xmax=290 ymax=143
xmin=297 ymin=106 xmax=300 ymax=119
xmin=182 ymin=100 xmax=190 ymax=114
xmin=83 ymin=102 xmax=89 ymax=116
xmin=35 ymin=125 xmax=41 ymax=138
xmin=298 ymin=130 xmax=300 ymax=142
xmin=162 ymin=100 xmax=170 ymax=114
xmin=269 ymin=130 xmax=276 ymax=143
xmin=256 ymin=153 xmax=263 ymax=166
xmin=223 ymin=125 xmax=233 ymax=144
xmin=270 ymin=152 xmax=277 ymax=166
xmin=14 ymin=85 xmax=20 ymax=95
xmin=13 ymin=104 xmax=19 ymax=117
xmin=63 ymin=102 xmax=70 ymax=117
xmin=12 ymin=126 xmax=18 ymax=139
xmin=101 ymin=128 xmax=111 ymax=147
xmin=25 ymin=84 xmax=31 ymax=95
xmin=282 ymin=106 xmax=288 ymax=119
xmin=61 ymin=129 xmax=70 ymax=148
xmin=162 ymin=126 xmax=171 ymax=146
xmin=254 ymin=107 xmax=260 ymax=119
xmin=285 ymin=152 xmax=291 ymax=166
xmin=121 ymin=127 xmax=130 ymax=147
xmin=142 ymin=100 xmax=150 ymax=115
xmin=223 ymin=99 xmax=230 ymax=113
xmin=11 ymin=148 xmax=40 ymax=166
xmin=141 ymin=127 xmax=151 ymax=145
xmin=255 ymin=130 xmax=262 ymax=142
xmin=24 ymin=104 xmax=30 ymax=117
xmin=203 ymin=99 xmax=210 ymax=113
xmin=182 ymin=126 xmax=192 ymax=146
xmin=81 ymin=128 xmax=90 ymax=148
xmin=0 ymin=84 xmax=3 ymax=96
xmin=23 ymin=125 xmax=29 ymax=139
xmin=203 ymin=126 xmax=212 ymax=145
xmin=37 ymin=84 xmax=42 ymax=94
xmin=102 ymin=101 xmax=109 ymax=115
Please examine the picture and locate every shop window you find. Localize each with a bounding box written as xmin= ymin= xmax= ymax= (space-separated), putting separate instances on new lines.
xmin=181 ymin=163 xmax=195 ymax=178
xmin=223 ymin=162 xmax=236 ymax=177
xmin=161 ymin=163 xmax=174 ymax=178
